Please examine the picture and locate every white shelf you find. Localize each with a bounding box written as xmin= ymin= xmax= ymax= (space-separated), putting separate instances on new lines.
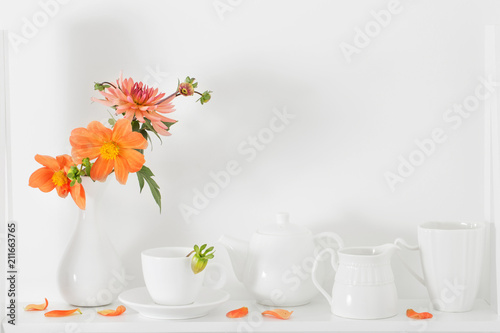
xmin=2 ymin=297 xmax=499 ymax=333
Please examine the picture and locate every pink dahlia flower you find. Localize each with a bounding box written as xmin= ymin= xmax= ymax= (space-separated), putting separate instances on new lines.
xmin=92 ymin=74 xmax=176 ymax=136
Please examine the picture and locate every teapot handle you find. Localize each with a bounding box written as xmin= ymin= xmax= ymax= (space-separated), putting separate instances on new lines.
xmin=394 ymin=238 xmax=425 ymax=285
xmin=311 ymin=248 xmax=339 ymax=306
xmin=313 ymin=232 xmax=344 ymax=256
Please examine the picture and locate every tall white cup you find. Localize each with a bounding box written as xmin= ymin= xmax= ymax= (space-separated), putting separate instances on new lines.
xmin=142 ymin=247 xmax=225 ymax=306
xmin=418 ymin=221 xmax=485 ymax=312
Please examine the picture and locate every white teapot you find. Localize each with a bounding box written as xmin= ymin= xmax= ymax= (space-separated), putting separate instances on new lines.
xmin=219 ymin=213 xmax=343 ymax=306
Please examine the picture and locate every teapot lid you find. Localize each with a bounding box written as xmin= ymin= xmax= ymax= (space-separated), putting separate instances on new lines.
xmin=257 ymin=213 xmax=310 ymax=236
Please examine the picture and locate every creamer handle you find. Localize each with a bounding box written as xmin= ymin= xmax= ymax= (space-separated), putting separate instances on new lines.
xmin=311 ymin=248 xmax=338 ymax=306
xmin=394 ymin=238 xmax=425 ymax=285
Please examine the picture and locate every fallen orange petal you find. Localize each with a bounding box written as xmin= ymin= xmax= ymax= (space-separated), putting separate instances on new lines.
xmin=24 ymin=298 xmax=48 ymax=311
xmin=226 ymin=306 xmax=248 ymax=318
xmin=406 ymin=309 xmax=433 ymax=319
xmin=45 ymin=308 xmax=82 ymax=317
xmin=262 ymin=309 xmax=293 ymax=320
xmin=98 ymin=305 xmax=126 ymax=316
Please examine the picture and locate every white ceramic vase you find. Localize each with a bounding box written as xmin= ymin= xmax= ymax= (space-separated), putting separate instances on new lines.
xmin=57 ymin=177 xmax=124 ymax=306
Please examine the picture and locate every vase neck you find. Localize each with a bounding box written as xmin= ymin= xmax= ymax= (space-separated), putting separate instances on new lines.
xmin=78 ymin=177 xmax=102 ymax=222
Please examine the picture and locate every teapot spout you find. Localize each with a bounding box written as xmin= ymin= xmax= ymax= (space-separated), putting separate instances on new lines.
xmin=218 ymin=235 xmax=248 ymax=282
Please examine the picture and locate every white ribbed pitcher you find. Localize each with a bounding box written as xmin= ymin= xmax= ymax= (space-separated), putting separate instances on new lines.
xmin=312 ymin=243 xmax=399 ymax=319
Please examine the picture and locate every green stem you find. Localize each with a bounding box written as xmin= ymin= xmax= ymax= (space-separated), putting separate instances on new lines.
xmin=101 ymin=81 xmax=117 ymax=89
xmin=156 ymin=91 xmax=178 ymax=105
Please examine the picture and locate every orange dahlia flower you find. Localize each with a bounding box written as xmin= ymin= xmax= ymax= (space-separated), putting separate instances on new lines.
xmin=92 ymin=74 xmax=176 ymax=136
xmin=70 ymin=119 xmax=148 ymax=185
xmin=29 ymin=154 xmax=86 ymax=210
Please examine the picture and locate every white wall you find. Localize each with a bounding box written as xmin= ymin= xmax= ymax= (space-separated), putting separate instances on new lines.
xmin=1 ymin=0 xmax=499 ymax=303
xmin=1 ymin=29 xmax=10 ymax=321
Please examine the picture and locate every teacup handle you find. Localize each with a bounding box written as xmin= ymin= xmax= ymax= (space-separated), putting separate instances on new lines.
xmin=394 ymin=238 xmax=425 ymax=285
xmin=203 ymin=262 xmax=227 ymax=290
xmin=311 ymin=248 xmax=339 ymax=305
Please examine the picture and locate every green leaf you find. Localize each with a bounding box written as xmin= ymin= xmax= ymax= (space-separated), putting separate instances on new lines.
xmin=139 ymin=129 xmax=149 ymax=141
xmin=200 ymin=244 xmax=207 ymax=252
xmin=82 ymin=158 xmax=92 ymax=177
xmin=161 ymin=121 xmax=177 ymax=131
xmin=145 ymin=177 xmax=161 ymax=210
xmin=138 ymin=165 xmax=155 ymax=178
xmin=137 ymin=172 xmax=145 ymax=192
xmin=94 ymin=82 xmax=110 ymax=91
xmin=106 ymin=110 xmax=117 ymax=124
xmin=142 ymin=119 xmax=163 ymax=144
xmin=132 ymin=120 xmax=140 ymax=132
xmin=94 ymin=82 xmax=103 ymax=91
xmin=137 ymin=165 xmax=161 ymax=212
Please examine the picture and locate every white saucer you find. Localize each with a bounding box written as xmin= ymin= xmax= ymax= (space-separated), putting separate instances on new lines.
xmin=118 ymin=287 xmax=230 ymax=320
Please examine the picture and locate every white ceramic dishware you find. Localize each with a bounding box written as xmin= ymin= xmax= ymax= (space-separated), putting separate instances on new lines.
xmin=219 ymin=212 xmax=344 ymax=306
xmin=398 ymin=221 xmax=485 ymax=312
xmin=141 ymin=247 xmax=225 ymax=306
xmin=118 ymin=287 xmax=230 ymax=320
xmin=311 ymin=242 xmax=400 ymax=319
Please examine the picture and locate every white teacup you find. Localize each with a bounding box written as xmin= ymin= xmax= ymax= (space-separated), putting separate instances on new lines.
xmin=142 ymin=247 xmax=224 ymax=306
xmin=398 ymin=221 xmax=486 ymax=312
xmin=418 ymin=221 xmax=485 ymax=312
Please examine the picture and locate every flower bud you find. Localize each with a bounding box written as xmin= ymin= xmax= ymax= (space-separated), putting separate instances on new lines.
xmin=179 ymin=82 xmax=194 ymax=96
xmin=191 ymin=256 xmax=208 ymax=274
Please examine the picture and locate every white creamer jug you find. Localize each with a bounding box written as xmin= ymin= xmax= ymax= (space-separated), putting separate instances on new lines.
xmin=312 ymin=242 xmax=401 ymax=319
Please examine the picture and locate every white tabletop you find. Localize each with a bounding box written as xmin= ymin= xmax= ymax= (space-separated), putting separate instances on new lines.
xmin=2 ymin=297 xmax=500 ymax=333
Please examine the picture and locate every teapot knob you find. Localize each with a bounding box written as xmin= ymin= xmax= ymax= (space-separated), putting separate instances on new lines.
xmin=276 ymin=212 xmax=290 ymax=225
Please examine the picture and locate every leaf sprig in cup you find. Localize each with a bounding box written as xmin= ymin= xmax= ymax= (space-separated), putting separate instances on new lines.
xmin=187 ymin=244 xmax=215 ymax=274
